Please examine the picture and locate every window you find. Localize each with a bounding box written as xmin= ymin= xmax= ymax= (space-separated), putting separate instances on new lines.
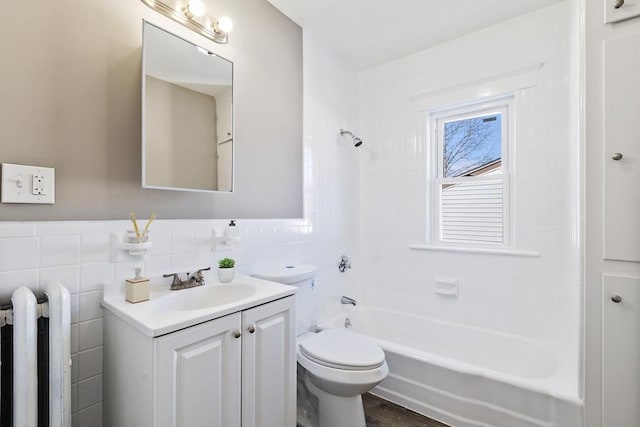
xmin=430 ymin=98 xmax=512 ymax=248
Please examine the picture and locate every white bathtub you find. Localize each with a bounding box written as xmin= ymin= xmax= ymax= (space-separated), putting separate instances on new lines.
xmin=320 ymin=307 xmax=583 ymax=427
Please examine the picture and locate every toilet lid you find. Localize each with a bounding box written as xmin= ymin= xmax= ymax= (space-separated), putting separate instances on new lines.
xmin=299 ymin=329 xmax=385 ymax=370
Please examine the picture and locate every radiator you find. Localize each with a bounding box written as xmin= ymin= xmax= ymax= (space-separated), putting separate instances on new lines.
xmin=0 ymin=283 xmax=71 ymax=427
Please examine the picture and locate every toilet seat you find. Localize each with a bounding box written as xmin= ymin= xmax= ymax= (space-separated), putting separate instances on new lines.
xmin=297 ymin=342 xmax=389 ymax=398
xmin=299 ymin=329 xmax=385 ymax=371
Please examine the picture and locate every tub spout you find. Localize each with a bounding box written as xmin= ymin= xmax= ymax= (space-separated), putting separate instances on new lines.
xmin=341 ymin=296 xmax=357 ymax=306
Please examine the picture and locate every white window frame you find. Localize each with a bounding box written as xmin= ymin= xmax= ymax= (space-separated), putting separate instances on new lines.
xmin=429 ymin=96 xmax=514 ymax=249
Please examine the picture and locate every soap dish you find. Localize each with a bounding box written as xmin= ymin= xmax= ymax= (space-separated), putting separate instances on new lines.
xmin=111 ymin=232 xmax=153 ymax=260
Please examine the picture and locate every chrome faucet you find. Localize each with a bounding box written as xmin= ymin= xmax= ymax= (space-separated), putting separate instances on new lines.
xmin=337 ymin=255 xmax=351 ymax=273
xmin=340 ymin=296 xmax=357 ymax=306
xmin=163 ymin=267 xmax=211 ymax=290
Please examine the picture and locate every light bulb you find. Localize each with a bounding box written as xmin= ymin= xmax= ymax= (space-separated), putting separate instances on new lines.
xmin=187 ymin=0 xmax=205 ymax=17
xmin=216 ymin=16 xmax=233 ymax=33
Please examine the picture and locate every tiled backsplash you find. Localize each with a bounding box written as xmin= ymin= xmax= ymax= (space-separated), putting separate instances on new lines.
xmin=0 ymin=218 xmax=334 ymax=427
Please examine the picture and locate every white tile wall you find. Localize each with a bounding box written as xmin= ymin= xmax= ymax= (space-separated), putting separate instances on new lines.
xmin=0 ymin=27 xmax=359 ymax=427
xmin=357 ymin=0 xmax=582 ymax=392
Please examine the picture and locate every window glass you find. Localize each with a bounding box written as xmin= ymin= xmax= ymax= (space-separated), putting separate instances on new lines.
xmin=443 ymin=113 xmax=502 ymax=178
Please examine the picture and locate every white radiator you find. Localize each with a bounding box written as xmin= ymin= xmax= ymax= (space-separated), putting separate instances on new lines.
xmin=1 ymin=283 xmax=71 ymax=427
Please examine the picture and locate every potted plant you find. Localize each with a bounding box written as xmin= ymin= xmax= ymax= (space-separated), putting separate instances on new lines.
xmin=217 ymin=257 xmax=236 ymax=283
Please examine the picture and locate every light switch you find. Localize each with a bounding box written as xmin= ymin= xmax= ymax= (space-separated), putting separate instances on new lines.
xmin=1 ymin=163 xmax=55 ymax=204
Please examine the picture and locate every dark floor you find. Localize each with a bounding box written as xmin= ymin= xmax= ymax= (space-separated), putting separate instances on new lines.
xmin=363 ymin=394 xmax=450 ymax=427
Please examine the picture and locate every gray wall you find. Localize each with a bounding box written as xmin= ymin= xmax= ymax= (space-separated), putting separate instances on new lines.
xmin=0 ymin=0 xmax=303 ymax=220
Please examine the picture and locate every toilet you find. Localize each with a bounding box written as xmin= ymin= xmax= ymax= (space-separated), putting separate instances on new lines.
xmin=254 ymin=265 xmax=388 ymax=427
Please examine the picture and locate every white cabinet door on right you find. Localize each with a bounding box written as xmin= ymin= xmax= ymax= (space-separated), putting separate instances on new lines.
xmin=604 ymin=0 xmax=640 ymax=23
xmin=242 ymin=296 xmax=296 ymax=427
xmin=603 ymin=31 xmax=640 ymax=262
xmin=155 ymin=312 xmax=242 ymax=427
xmin=603 ymin=275 xmax=640 ymax=427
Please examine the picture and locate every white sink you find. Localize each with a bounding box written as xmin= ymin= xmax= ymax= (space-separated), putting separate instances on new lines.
xmin=102 ymin=275 xmax=296 ymax=337
xmin=153 ymin=284 xmax=256 ymax=311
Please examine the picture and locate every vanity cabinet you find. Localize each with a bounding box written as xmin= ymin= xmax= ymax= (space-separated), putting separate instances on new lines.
xmin=103 ymin=295 xmax=296 ymax=427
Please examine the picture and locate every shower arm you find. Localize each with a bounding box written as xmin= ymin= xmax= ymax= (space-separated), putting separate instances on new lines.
xmin=339 ymin=128 xmax=363 ymax=147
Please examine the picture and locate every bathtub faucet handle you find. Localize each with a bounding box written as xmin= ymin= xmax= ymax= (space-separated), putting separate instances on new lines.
xmin=338 ymin=255 xmax=351 ymax=273
xmin=344 ymin=317 xmax=352 ymax=328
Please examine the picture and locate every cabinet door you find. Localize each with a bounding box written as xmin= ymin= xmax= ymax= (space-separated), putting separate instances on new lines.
xmin=604 ymin=0 xmax=640 ymax=24
xmin=155 ymin=313 xmax=242 ymax=427
xmin=603 ymin=32 xmax=640 ymax=262
xmin=242 ymin=297 xmax=296 ymax=427
xmin=603 ymin=275 xmax=640 ymax=426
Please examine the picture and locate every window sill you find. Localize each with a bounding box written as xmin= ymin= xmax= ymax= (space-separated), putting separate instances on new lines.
xmin=409 ymin=244 xmax=540 ymax=257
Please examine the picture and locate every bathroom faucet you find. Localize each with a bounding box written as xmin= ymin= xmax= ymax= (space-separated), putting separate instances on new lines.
xmin=341 ymin=296 xmax=357 ymax=306
xmin=163 ymin=267 xmax=211 ymax=290
xmin=190 ymin=267 xmax=210 ymax=285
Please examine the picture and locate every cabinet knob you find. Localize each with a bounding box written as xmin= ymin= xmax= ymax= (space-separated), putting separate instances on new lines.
xmin=611 ymin=152 xmax=623 ymax=161
xmin=248 ymin=324 xmax=256 ymax=334
xmin=611 ymin=295 xmax=623 ymax=303
xmin=614 ymin=0 xmax=624 ymax=9
xmin=233 ymin=329 xmax=242 ymax=338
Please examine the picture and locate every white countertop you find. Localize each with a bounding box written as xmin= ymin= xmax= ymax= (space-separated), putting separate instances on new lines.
xmin=102 ymin=274 xmax=296 ymax=337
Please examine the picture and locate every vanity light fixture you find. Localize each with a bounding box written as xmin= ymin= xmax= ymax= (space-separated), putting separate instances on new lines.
xmin=215 ymin=15 xmax=233 ymax=33
xmin=184 ymin=0 xmax=205 ymax=17
xmin=141 ymin=0 xmax=233 ymax=44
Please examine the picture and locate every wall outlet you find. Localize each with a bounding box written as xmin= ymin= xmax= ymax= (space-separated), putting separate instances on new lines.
xmin=1 ymin=163 xmax=55 ymax=204
xmin=32 ymin=174 xmax=45 ymax=195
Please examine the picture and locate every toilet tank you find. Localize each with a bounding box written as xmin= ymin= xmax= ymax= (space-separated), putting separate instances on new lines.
xmin=253 ymin=265 xmax=317 ymax=336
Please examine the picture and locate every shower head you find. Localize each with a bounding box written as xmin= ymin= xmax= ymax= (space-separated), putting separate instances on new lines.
xmin=340 ymin=128 xmax=364 ymax=147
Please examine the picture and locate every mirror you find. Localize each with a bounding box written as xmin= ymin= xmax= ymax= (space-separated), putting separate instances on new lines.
xmin=142 ymin=21 xmax=233 ymax=192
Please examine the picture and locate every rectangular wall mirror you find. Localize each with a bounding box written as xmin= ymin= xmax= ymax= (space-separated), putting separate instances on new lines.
xmin=142 ymin=21 xmax=233 ymax=192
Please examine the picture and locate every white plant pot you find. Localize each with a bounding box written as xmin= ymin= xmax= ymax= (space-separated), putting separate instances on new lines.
xmin=218 ymin=267 xmax=235 ymax=283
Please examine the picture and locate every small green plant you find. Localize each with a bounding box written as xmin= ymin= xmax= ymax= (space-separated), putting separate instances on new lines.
xmin=218 ymin=257 xmax=235 ymax=269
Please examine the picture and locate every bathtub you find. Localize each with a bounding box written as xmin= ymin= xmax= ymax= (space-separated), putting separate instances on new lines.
xmin=319 ymin=307 xmax=583 ymax=427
